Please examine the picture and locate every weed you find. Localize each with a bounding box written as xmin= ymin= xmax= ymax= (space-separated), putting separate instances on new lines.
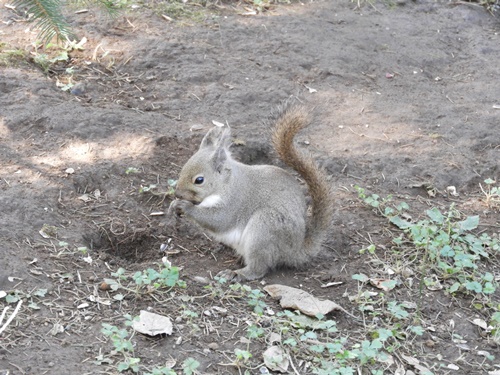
xmin=151 ymin=0 xmax=206 ymax=23
xmin=100 ymin=316 xmax=200 ymax=374
xmin=181 ymin=357 xmax=200 ymax=375
xmin=3 ymin=288 xmax=47 ymax=310
xmin=125 ymin=167 xmax=140 ymax=174
xmin=355 ymin=185 xmax=500 ymax=297
xmin=221 ymin=280 xmax=269 ymax=315
xmin=128 ymin=169 xmax=177 ymax=201
xmin=97 ymin=258 xmax=197 ymax=374
xmin=234 ymin=348 xmax=253 ymax=365
xmin=0 ymin=44 xmax=27 ymax=67
xmin=490 ymin=311 xmax=500 ymax=344
xmin=392 ymin=205 xmax=498 ymax=295
xmin=139 ymin=183 xmax=158 ymax=194
xmin=247 ymin=324 xmax=265 ymax=339
xmin=33 ymin=50 xmax=67 ymax=73
xmin=480 ymin=178 xmax=500 ymax=208
xmin=211 ymin=277 xmax=267 ymax=312
xmin=101 ymin=317 xmax=141 ymax=372
xmin=104 ymin=259 xmax=184 ymax=296
xmin=245 ymin=0 xmax=293 ymax=12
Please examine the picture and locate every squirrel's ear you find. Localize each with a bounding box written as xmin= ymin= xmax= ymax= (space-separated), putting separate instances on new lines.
xmin=200 ymin=126 xmax=231 ymax=150
xmin=211 ymin=144 xmax=228 ymax=173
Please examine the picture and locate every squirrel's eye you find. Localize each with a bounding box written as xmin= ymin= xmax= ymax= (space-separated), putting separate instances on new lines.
xmin=194 ymin=176 xmax=204 ymax=185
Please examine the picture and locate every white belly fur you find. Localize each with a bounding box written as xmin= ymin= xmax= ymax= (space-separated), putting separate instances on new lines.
xmin=214 ymin=227 xmax=245 ymax=254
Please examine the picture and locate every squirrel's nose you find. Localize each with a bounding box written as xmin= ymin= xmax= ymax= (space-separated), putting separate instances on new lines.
xmin=174 ymin=189 xmax=188 ymax=200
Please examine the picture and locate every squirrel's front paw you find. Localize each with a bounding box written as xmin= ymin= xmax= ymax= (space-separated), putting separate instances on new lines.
xmin=168 ymin=199 xmax=194 ymax=217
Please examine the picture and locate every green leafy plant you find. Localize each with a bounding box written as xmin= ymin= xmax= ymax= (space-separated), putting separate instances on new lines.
xmin=221 ymin=280 xmax=269 ymax=315
xmin=125 ymin=167 xmax=140 ymax=174
xmin=0 ymin=45 xmax=27 ymax=67
xmin=100 ymin=315 xmax=199 ymax=374
xmin=390 ymin=205 xmax=498 ymax=295
xmin=248 ymin=0 xmax=292 ymax=13
xmin=202 ymin=277 xmax=435 ymax=374
xmin=181 ymin=357 xmax=200 ymax=375
xmin=490 ymin=311 xmax=500 ymax=344
xmin=136 ymin=178 xmax=177 ymax=203
xmin=29 ymin=37 xmax=86 ymax=77
xmin=101 ymin=317 xmax=141 ymax=372
xmin=234 ymin=348 xmax=252 ymax=364
xmin=104 ymin=261 xmax=184 ymax=295
xmin=355 ymin=186 xmax=499 ymax=296
xmin=152 ymin=0 xmax=206 ymax=22
xmin=2 ymin=288 xmax=47 ymax=310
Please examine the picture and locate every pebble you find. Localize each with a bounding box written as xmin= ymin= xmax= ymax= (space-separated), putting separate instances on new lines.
xmin=99 ymin=281 xmax=111 ymax=291
xmin=207 ymin=342 xmax=219 ymax=350
xmin=70 ymin=83 xmax=86 ymax=96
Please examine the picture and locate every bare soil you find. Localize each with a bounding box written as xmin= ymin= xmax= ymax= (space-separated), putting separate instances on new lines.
xmin=0 ymin=0 xmax=499 ymax=374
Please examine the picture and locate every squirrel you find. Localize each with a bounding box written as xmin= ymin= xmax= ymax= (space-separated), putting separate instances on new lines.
xmin=169 ymin=102 xmax=334 ymax=281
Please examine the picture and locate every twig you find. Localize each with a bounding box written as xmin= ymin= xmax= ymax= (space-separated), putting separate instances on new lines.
xmin=8 ymin=362 xmax=25 ymax=375
xmin=0 ymin=300 xmax=23 ymax=335
xmin=288 ymin=354 xmax=301 ymax=375
xmin=0 ymin=306 xmax=8 ymax=325
xmin=348 ymin=127 xmax=389 ymax=143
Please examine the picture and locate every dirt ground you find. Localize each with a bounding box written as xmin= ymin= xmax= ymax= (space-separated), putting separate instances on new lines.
xmin=1 ymin=0 xmax=500 ymax=374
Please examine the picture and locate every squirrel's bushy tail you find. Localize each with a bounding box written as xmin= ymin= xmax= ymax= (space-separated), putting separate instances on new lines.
xmin=271 ymin=102 xmax=334 ymax=255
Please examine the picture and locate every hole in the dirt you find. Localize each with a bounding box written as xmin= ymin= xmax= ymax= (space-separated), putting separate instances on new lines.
xmin=72 ymin=172 xmax=105 ymax=194
xmin=104 ymin=229 xmax=160 ymax=261
xmin=232 ymin=140 xmax=272 ymax=165
xmin=83 ymin=221 xmax=164 ymax=262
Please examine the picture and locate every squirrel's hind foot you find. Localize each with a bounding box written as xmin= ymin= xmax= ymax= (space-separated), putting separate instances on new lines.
xmin=216 ymin=267 xmax=266 ymax=282
xmin=216 ymin=269 xmax=242 ymax=282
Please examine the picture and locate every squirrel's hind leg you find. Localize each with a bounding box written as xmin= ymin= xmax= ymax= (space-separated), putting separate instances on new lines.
xmin=215 ymin=211 xmax=304 ymax=282
xmin=216 ymin=234 xmax=281 ymax=282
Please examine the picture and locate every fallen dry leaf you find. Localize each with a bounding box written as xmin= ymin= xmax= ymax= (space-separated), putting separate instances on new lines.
xmin=263 ymin=345 xmax=289 ymax=373
xmin=401 ymin=354 xmax=433 ymax=374
xmin=369 ymin=278 xmax=397 ymax=291
xmin=264 ymin=284 xmax=344 ymax=317
xmin=132 ymin=310 xmax=173 ymax=336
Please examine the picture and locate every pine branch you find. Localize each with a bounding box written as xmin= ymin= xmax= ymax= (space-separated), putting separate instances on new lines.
xmin=12 ymin=0 xmax=119 ymax=46
xmin=13 ymin=0 xmax=75 ymax=45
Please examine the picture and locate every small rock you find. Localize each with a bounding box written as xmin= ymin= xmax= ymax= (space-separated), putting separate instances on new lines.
xmin=207 ymin=342 xmax=219 ymax=350
xmin=425 ymin=340 xmax=436 ymax=347
xmin=192 ymin=276 xmax=210 ymax=284
xmin=99 ymin=282 xmax=111 ymax=291
xmin=70 ymin=83 xmax=86 ymax=96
